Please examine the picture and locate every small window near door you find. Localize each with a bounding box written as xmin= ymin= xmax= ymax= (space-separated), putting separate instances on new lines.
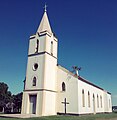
xmin=32 ymin=77 xmax=37 ymax=86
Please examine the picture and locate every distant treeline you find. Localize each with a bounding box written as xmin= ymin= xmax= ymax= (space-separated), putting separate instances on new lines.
xmin=0 ymin=82 xmax=22 ymax=113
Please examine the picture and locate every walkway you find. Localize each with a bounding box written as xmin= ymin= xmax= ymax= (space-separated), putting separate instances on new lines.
xmin=0 ymin=114 xmax=37 ymax=118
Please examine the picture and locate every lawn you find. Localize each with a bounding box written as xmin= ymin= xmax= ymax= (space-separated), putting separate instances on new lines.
xmin=0 ymin=113 xmax=117 ymax=120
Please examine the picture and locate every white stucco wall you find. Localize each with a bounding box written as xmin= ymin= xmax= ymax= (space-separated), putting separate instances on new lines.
xmin=103 ymin=91 xmax=112 ymax=112
xmin=56 ymin=66 xmax=79 ymax=114
xmin=28 ymin=34 xmax=46 ymax=55
xmin=25 ymin=54 xmax=45 ymax=90
xmin=78 ymin=79 xmax=104 ymax=114
xmin=21 ymin=91 xmax=43 ymax=116
xmin=22 ymin=31 xmax=112 ymax=116
xmin=22 ymin=32 xmax=58 ymax=116
xmin=56 ymin=66 xmax=112 ymax=115
xmin=45 ymin=34 xmax=58 ymax=58
xmin=42 ymin=91 xmax=56 ymax=116
xmin=43 ymin=54 xmax=57 ymax=90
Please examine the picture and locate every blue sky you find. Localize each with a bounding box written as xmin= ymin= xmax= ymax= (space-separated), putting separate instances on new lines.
xmin=0 ymin=0 xmax=117 ymax=105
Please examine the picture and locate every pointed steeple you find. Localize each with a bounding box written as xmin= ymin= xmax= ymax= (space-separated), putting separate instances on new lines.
xmin=37 ymin=5 xmax=52 ymax=34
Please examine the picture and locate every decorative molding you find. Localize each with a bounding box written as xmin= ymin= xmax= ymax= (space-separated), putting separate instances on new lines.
xmin=39 ymin=31 xmax=52 ymax=37
xmin=30 ymin=35 xmax=36 ymax=39
xmin=24 ymin=89 xmax=57 ymax=93
xmin=28 ymin=51 xmax=57 ymax=59
xmin=37 ymin=31 xmax=58 ymax=42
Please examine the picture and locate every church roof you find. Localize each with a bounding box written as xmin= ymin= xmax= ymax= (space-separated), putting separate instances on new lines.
xmin=57 ymin=65 xmax=111 ymax=95
xmin=37 ymin=9 xmax=52 ymax=34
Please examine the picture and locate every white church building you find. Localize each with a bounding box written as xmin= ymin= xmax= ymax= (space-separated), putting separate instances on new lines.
xmin=21 ymin=7 xmax=112 ymax=116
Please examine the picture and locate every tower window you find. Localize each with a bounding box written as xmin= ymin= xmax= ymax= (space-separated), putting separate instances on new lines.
xmin=35 ymin=39 xmax=39 ymax=53
xmin=32 ymin=77 xmax=37 ymax=86
xmin=62 ymin=82 xmax=66 ymax=91
xmin=51 ymin=41 xmax=53 ymax=55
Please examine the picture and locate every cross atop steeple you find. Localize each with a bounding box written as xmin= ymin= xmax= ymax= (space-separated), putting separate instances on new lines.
xmin=37 ymin=4 xmax=52 ymax=34
xmin=44 ymin=3 xmax=47 ymax=12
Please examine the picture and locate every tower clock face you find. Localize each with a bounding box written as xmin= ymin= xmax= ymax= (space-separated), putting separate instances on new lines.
xmin=33 ymin=63 xmax=38 ymax=71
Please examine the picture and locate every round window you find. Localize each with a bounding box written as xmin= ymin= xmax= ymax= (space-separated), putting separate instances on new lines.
xmin=33 ymin=63 xmax=38 ymax=71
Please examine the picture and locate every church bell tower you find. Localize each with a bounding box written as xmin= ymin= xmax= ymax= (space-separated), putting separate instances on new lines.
xmin=21 ymin=7 xmax=58 ymax=116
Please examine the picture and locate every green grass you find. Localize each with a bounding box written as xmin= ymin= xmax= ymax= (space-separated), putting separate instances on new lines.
xmin=0 ymin=113 xmax=117 ymax=120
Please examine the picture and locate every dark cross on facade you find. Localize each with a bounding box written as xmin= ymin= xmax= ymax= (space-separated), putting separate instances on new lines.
xmin=61 ymin=98 xmax=69 ymax=114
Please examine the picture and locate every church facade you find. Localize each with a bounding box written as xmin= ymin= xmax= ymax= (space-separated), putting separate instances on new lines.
xmin=21 ymin=8 xmax=112 ymax=116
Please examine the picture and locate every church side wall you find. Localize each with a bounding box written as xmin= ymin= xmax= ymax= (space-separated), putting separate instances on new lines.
xmin=103 ymin=92 xmax=112 ymax=112
xmin=78 ymin=79 xmax=111 ymax=114
xmin=108 ymin=93 xmax=112 ymax=112
xmin=56 ymin=67 xmax=79 ymax=114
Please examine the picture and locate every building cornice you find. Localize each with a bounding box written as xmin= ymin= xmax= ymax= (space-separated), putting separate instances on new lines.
xmin=24 ymin=89 xmax=57 ymax=93
xmin=28 ymin=51 xmax=57 ymax=59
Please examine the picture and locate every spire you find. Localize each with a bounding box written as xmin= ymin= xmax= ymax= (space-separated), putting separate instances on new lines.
xmin=44 ymin=4 xmax=47 ymax=12
xmin=37 ymin=5 xmax=52 ymax=34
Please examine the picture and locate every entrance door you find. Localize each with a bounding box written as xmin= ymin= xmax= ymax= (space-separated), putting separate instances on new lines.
xmin=93 ymin=94 xmax=96 ymax=114
xmin=29 ymin=95 xmax=37 ymax=114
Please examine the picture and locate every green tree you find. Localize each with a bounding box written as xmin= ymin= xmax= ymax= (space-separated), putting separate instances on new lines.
xmin=13 ymin=92 xmax=23 ymax=113
xmin=0 ymin=82 xmax=12 ymax=112
xmin=0 ymin=82 xmax=23 ymax=113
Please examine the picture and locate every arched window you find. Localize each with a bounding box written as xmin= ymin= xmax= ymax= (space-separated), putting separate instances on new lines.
xmin=51 ymin=41 xmax=53 ymax=55
xmin=109 ymin=99 xmax=111 ymax=108
xmin=97 ymin=94 xmax=99 ymax=108
xmin=93 ymin=94 xmax=96 ymax=114
xmin=62 ymin=82 xmax=66 ymax=91
xmin=35 ymin=39 xmax=39 ymax=53
xmin=100 ymin=95 xmax=102 ymax=108
xmin=32 ymin=77 xmax=37 ymax=86
xmin=82 ymin=89 xmax=85 ymax=107
xmin=88 ymin=91 xmax=90 ymax=107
